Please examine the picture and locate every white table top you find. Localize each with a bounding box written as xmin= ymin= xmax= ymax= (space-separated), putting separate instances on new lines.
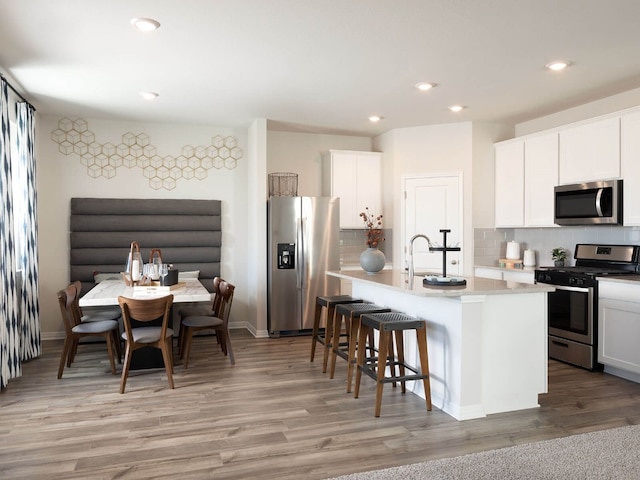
xmin=79 ymin=278 xmax=212 ymax=307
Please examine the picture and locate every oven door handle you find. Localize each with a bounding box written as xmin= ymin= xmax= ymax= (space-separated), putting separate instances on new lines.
xmin=549 ymin=284 xmax=591 ymax=293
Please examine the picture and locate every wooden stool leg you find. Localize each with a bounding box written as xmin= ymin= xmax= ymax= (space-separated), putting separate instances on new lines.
xmin=416 ymin=326 xmax=432 ymax=411
xmin=346 ymin=314 xmax=359 ymax=393
xmin=310 ymin=302 xmax=322 ymax=362
xmin=395 ymin=330 xmax=406 ymax=394
xmin=374 ymin=330 xmax=390 ymax=417
xmin=354 ymin=322 xmax=369 ymax=399
xmin=329 ymin=310 xmax=343 ymax=379
xmin=322 ymin=305 xmax=336 ymax=373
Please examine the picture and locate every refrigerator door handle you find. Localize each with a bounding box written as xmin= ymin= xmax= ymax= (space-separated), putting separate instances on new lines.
xmin=297 ymin=217 xmax=304 ymax=289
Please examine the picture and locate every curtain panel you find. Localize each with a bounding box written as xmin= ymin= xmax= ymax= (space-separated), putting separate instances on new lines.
xmin=0 ymin=78 xmax=20 ymax=389
xmin=0 ymin=78 xmax=40 ymax=390
xmin=15 ymin=102 xmax=40 ymax=362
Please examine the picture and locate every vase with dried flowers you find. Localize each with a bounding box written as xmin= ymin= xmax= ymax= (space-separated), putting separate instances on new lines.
xmin=358 ymin=207 xmax=386 ymax=274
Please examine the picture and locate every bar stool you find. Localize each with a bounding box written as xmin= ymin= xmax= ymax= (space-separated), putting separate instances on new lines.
xmin=330 ymin=302 xmax=391 ymax=393
xmin=354 ymin=312 xmax=432 ymax=417
xmin=310 ymin=295 xmax=363 ymax=373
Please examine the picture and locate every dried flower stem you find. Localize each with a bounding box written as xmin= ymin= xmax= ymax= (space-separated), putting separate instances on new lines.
xmin=359 ymin=207 xmax=384 ymax=248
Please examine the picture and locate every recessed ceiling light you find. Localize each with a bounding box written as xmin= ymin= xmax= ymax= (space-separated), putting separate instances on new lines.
xmin=131 ymin=17 xmax=161 ymax=32
xmin=139 ymin=91 xmax=159 ymax=101
xmin=546 ymin=61 xmax=570 ymax=71
xmin=415 ymin=82 xmax=436 ymax=91
xmin=448 ymin=105 xmax=465 ymax=113
xmin=368 ymin=115 xmax=382 ymax=123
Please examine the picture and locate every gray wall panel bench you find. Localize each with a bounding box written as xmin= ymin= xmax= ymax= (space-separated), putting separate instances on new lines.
xmin=70 ymin=198 xmax=221 ymax=295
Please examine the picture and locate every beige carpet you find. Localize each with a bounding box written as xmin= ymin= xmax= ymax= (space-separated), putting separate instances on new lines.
xmin=328 ymin=425 xmax=640 ymax=479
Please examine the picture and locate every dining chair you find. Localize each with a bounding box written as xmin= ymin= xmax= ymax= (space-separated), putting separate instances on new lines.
xmin=181 ymin=280 xmax=235 ymax=367
xmin=118 ymin=294 xmax=175 ymax=394
xmin=73 ymin=280 xmax=122 ymax=323
xmin=177 ymin=277 xmax=223 ymax=355
xmin=56 ymin=283 xmax=121 ymax=379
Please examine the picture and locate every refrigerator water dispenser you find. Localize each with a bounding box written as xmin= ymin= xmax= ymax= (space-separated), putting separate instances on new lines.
xmin=277 ymin=243 xmax=296 ymax=269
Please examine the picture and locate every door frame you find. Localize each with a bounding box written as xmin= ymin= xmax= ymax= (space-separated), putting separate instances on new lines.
xmin=401 ymin=172 xmax=464 ymax=274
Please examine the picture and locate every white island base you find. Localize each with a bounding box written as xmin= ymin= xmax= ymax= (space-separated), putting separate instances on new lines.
xmin=329 ymin=270 xmax=552 ymax=421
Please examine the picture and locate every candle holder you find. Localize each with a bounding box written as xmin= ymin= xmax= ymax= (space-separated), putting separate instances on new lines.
xmin=148 ymin=248 xmax=163 ymax=281
xmin=123 ymin=241 xmax=144 ymax=286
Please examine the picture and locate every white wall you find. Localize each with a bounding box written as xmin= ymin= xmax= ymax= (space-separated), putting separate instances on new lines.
xmin=516 ymin=86 xmax=640 ymax=136
xmin=37 ymin=114 xmax=250 ymax=339
xmin=266 ymin=130 xmax=372 ymax=196
xmin=374 ymin=122 xmax=474 ymax=275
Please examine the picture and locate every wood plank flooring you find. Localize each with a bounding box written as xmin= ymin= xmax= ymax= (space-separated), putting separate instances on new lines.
xmin=2 ymin=329 xmax=640 ymax=479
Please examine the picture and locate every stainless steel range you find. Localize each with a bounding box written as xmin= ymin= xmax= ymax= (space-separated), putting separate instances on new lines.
xmin=535 ymin=244 xmax=640 ymax=370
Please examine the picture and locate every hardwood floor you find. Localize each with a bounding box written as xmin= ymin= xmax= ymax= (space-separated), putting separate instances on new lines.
xmin=3 ymin=329 xmax=640 ymax=479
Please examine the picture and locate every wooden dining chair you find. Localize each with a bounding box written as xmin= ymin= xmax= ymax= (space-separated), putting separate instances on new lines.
xmin=56 ymin=283 xmax=121 ymax=379
xmin=118 ymin=294 xmax=174 ymax=394
xmin=73 ymin=280 xmax=122 ymax=323
xmin=177 ymin=276 xmax=223 ymax=355
xmin=181 ymin=280 xmax=235 ymax=367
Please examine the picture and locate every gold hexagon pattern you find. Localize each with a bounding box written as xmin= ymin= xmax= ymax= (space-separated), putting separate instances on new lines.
xmin=51 ymin=117 xmax=242 ymax=190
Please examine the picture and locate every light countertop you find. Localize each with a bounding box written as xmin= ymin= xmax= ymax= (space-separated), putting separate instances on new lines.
xmin=330 ymin=269 xmax=554 ymax=298
xmin=597 ymin=274 xmax=640 ymax=284
xmin=475 ymin=265 xmax=539 ymax=273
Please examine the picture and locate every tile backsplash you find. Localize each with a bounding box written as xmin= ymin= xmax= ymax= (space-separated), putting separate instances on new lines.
xmin=340 ymin=229 xmax=392 ymax=266
xmin=474 ymin=226 xmax=640 ymax=268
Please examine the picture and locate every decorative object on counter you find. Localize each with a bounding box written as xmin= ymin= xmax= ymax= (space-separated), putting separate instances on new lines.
xmin=551 ymin=247 xmax=567 ymax=267
xmin=523 ymin=249 xmax=536 ymax=267
xmin=422 ymin=229 xmax=466 ymax=287
xmin=359 ymin=207 xmax=385 ymax=274
xmin=359 ymin=248 xmax=386 ymax=274
xmin=506 ymin=241 xmax=521 ymax=260
xmin=498 ymin=258 xmax=523 ymax=269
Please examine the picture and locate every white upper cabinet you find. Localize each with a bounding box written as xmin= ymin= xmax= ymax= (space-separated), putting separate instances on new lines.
xmin=494 ymin=141 xmax=524 ymax=227
xmin=621 ymin=111 xmax=640 ymax=226
xmin=495 ymin=133 xmax=558 ymax=228
xmin=524 ymin=132 xmax=558 ymax=227
xmin=322 ymin=150 xmax=382 ymax=228
xmin=558 ymin=117 xmax=621 ymax=184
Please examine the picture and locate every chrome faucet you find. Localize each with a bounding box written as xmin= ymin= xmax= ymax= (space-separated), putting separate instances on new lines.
xmin=408 ymin=233 xmax=432 ymax=280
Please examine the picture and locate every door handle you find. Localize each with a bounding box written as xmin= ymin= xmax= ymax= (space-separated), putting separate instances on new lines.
xmin=450 ymin=259 xmax=458 ymax=265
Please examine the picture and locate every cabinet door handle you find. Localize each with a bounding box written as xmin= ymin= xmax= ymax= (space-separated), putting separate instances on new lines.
xmin=552 ymin=340 xmax=569 ymax=348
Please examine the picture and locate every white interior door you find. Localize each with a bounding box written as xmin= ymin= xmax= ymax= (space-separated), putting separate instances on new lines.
xmin=403 ymin=175 xmax=462 ymax=275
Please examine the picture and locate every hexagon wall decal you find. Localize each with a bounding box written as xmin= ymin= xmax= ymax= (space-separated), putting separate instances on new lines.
xmin=51 ymin=117 xmax=242 ymax=190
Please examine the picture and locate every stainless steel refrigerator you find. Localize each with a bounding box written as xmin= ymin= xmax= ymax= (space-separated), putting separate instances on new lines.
xmin=267 ymin=196 xmax=340 ymax=336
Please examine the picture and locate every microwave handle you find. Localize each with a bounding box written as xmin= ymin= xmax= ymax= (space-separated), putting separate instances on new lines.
xmin=595 ymin=188 xmax=604 ymax=217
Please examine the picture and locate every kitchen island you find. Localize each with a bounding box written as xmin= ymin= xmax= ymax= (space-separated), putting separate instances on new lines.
xmin=328 ymin=270 xmax=554 ymax=420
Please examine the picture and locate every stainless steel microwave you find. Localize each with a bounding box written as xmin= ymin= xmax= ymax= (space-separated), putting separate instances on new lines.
xmin=554 ymin=179 xmax=623 ymax=225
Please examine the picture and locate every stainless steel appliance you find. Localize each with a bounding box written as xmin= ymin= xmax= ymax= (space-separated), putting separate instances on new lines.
xmin=535 ymin=244 xmax=640 ymax=370
xmin=554 ymin=179 xmax=623 ymax=225
xmin=267 ymin=196 xmax=340 ymax=336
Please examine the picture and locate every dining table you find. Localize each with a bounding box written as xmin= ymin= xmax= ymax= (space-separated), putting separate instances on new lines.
xmin=79 ymin=278 xmax=212 ymax=307
xmin=80 ymin=278 xmax=212 ymax=369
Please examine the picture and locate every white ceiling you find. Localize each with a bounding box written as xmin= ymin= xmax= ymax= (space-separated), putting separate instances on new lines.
xmin=1 ymin=0 xmax=640 ymax=137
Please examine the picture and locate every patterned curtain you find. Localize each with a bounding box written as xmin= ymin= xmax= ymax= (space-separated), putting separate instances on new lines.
xmin=0 ymin=78 xmax=20 ymax=389
xmin=15 ymin=102 xmax=40 ymax=362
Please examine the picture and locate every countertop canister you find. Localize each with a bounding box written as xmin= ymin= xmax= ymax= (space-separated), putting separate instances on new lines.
xmin=506 ymin=241 xmax=520 ymax=260
xmin=523 ymin=249 xmax=536 ymax=267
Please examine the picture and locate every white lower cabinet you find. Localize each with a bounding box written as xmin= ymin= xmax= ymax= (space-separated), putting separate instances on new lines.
xmin=474 ymin=267 xmax=535 ymax=284
xmin=502 ymin=270 xmax=535 ymax=284
xmin=598 ymin=280 xmax=640 ymax=380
